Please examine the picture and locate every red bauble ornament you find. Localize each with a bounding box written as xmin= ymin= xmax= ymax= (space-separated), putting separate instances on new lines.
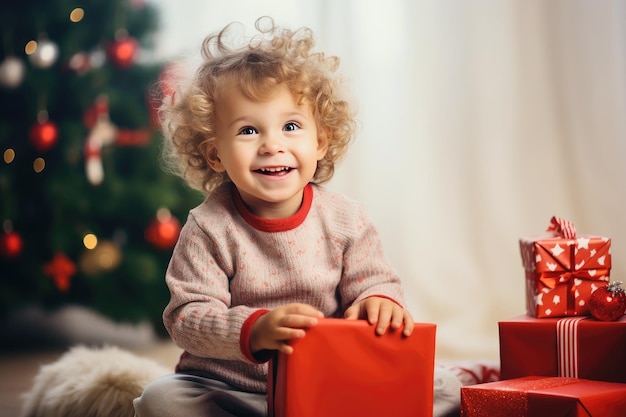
xmin=107 ymin=36 xmax=139 ymax=68
xmin=67 ymin=51 xmax=91 ymax=74
xmin=589 ymin=281 xmax=626 ymax=321
xmin=29 ymin=120 xmax=59 ymax=152
xmin=0 ymin=231 xmax=23 ymax=259
xmin=145 ymin=210 xmax=181 ymax=250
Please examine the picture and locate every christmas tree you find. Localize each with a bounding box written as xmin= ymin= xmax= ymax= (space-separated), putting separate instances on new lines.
xmin=0 ymin=0 xmax=203 ymax=338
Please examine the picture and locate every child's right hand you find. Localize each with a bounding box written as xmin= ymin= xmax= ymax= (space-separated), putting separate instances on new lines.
xmin=250 ymin=303 xmax=323 ymax=355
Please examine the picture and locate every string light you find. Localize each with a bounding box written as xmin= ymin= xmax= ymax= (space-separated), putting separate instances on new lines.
xmin=25 ymin=40 xmax=37 ymax=55
xmin=70 ymin=8 xmax=84 ymax=23
xmin=83 ymin=233 xmax=98 ymax=249
xmin=3 ymin=149 xmax=15 ymax=163
xmin=33 ymin=157 xmax=45 ymax=173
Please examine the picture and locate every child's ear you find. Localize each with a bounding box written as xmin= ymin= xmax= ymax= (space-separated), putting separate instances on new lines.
xmin=204 ymin=144 xmax=226 ymax=172
xmin=316 ymin=131 xmax=329 ymax=160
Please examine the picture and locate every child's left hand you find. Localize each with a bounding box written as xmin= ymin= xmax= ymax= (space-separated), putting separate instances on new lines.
xmin=344 ymin=297 xmax=414 ymax=337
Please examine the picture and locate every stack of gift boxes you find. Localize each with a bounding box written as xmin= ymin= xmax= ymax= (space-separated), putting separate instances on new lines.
xmin=461 ymin=217 xmax=626 ymax=417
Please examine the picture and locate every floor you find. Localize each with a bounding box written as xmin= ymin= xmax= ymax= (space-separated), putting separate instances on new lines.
xmin=0 ymin=341 xmax=182 ymax=417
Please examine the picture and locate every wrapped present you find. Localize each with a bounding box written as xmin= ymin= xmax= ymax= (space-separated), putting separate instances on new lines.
xmin=499 ymin=315 xmax=626 ymax=383
xmin=268 ymin=318 xmax=436 ymax=417
xmin=519 ymin=216 xmax=611 ymax=317
xmin=461 ymin=376 xmax=626 ymax=417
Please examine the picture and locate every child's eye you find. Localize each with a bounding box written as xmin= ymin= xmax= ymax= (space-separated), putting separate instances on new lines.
xmin=238 ymin=126 xmax=257 ymax=135
xmin=283 ymin=122 xmax=300 ymax=132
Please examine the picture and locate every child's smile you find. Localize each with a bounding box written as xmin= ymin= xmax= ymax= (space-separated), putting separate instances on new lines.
xmin=255 ymin=166 xmax=293 ymax=175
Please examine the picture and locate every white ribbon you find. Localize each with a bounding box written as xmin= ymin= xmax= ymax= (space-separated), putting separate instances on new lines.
xmin=556 ymin=317 xmax=586 ymax=377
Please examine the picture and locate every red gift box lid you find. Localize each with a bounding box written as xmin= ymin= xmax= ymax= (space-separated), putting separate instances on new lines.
xmin=519 ymin=234 xmax=611 ymax=273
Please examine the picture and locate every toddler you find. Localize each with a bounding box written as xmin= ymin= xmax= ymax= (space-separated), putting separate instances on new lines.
xmin=134 ymin=17 xmax=461 ymax=417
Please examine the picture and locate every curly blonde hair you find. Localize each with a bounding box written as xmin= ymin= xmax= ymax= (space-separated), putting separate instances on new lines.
xmin=159 ymin=17 xmax=356 ymax=194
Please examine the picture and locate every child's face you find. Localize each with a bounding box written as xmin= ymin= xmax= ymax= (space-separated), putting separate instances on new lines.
xmin=209 ymin=82 xmax=328 ymax=218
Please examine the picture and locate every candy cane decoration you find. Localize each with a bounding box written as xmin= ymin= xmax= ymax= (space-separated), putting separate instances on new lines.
xmin=84 ymin=95 xmax=117 ymax=185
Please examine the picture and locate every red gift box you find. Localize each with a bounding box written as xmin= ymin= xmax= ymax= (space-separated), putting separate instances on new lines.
xmin=519 ymin=222 xmax=611 ymax=317
xmin=499 ymin=315 xmax=626 ymax=383
xmin=268 ymin=318 xmax=436 ymax=417
xmin=461 ymin=376 xmax=626 ymax=417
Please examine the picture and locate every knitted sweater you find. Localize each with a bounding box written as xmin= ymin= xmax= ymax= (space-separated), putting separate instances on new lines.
xmin=163 ymin=182 xmax=405 ymax=393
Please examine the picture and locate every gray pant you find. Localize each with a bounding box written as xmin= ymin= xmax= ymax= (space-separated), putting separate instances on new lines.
xmin=133 ymin=367 xmax=461 ymax=417
xmin=134 ymin=373 xmax=267 ymax=417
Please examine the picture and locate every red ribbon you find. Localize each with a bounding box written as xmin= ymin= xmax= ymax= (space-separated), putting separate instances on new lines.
xmin=538 ymin=271 xmax=577 ymax=314
xmin=546 ymin=216 xmax=577 ymax=239
xmin=538 ymin=273 xmax=571 ymax=291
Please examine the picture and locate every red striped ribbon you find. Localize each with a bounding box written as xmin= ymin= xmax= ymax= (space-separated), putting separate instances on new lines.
xmin=546 ymin=216 xmax=577 ymax=239
xmin=556 ymin=317 xmax=586 ymax=377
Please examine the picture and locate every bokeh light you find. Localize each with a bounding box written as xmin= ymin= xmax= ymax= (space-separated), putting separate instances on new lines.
xmin=83 ymin=233 xmax=98 ymax=249
xmin=25 ymin=40 xmax=37 ymax=55
xmin=156 ymin=207 xmax=171 ymax=221
xmin=70 ymin=8 xmax=85 ymax=23
xmin=33 ymin=157 xmax=45 ymax=173
xmin=3 ymin=149 xmax=15 ymax=163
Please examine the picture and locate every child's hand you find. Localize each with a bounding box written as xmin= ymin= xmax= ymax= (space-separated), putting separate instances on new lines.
xmin=250 ymin=303 xmax=323 ymax=355
xmin=344 ymin=297 xmax=414 ymax=337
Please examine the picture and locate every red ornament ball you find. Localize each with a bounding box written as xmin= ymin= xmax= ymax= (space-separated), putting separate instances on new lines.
xmin=145 ymin=211 xmax=181 ymax=250
xmin=29 ymin=121 xmax=59 ymax=152
xmin=589 ymin=281 xmax=626 ymax=321
xmin=67 ymin=52 xmax=91 ymax=74
xmin=107 ymin=37 xmax=139 ymax=68
xmin=0 ymin=231 xmax=23 ymax=259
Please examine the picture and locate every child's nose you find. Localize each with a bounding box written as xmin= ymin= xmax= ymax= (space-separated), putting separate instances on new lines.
xmin=259 ymin=134 xmax=284 ymax=154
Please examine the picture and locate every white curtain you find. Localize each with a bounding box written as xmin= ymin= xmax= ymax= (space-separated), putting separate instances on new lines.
xmin=150 ymin=0 xmax=626 ymax=361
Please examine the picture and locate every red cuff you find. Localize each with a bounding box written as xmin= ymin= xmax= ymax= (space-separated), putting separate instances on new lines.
xmin=240 ymin=309 xmax=271 ymax=363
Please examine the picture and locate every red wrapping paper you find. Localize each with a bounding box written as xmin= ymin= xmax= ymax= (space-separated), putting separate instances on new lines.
xmin=461 ymin=376 xmax=626 ymax=417
xmin=499 ymin=315 xmax=626 ymax=383
xmin=268 ymin=318 xmax=436 ymax=417
xmin=519 ymin=233 xmax=611 ymax=317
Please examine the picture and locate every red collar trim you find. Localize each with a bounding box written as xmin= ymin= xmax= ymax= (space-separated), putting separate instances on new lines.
xmin=232 ymin=184 xmax=313 ymax=232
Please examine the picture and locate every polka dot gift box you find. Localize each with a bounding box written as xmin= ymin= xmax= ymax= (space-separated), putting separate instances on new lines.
xmin=519 ymin=217 xmax=611 ymax=318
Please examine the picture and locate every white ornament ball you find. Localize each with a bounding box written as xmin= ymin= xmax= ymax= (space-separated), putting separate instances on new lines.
xmin=0 ymin=56 xmax=26 ymax=88
xmin=29 ymin=39 xmax=59 ymax=69
xmin=89 ymin=48 xmax=106 ymax=69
